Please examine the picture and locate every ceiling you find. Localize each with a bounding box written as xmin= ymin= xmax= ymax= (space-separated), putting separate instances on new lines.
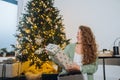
xmin=2 ymin=0 xmax=18 ymax=5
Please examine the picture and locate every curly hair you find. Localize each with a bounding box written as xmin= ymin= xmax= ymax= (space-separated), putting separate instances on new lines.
xmin=79 ymin=25 xmax=97 ymax=65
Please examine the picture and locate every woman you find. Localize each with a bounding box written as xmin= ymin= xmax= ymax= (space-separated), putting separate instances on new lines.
xmin=60 ymin=25 xmax=98 ymax=80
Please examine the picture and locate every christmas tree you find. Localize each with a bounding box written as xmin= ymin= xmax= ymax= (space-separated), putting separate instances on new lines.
xmin=15 ymin=0 xmax=70 ymax=73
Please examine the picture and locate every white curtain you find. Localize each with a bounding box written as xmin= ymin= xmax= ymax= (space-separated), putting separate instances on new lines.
xmin=17 ymin=0 xmax=30 ymax=24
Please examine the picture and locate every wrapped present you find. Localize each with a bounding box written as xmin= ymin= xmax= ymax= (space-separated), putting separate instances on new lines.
xmin=45 ymin=44 xmax=73 ymax=70
xmin=0 ymin=62 xmax=22 ymax=77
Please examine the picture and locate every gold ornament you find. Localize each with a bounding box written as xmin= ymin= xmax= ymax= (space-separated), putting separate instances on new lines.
xmin=25 ymin=29 xmax=31 ymax=34
xmin=33 ymin=25 xmax=37 ymax=29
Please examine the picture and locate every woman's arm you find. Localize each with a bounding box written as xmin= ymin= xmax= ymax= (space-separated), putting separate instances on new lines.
xmin=81 ymin=58 xmax=98 ymax=74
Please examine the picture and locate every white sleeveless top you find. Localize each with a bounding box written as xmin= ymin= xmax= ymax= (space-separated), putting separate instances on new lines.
xmin=73 ymin=52 xmax=83 ymax=66
xmin=73 ymin=52 xmax=88 ymax=80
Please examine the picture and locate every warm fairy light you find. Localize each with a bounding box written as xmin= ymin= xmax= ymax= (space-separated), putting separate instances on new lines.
xmin=32 ymin=2 xmax=35 ymax=6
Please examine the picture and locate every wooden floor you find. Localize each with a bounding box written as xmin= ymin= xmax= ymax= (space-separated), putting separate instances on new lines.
xmin=0 ymin=75 xmax=26 ymax=80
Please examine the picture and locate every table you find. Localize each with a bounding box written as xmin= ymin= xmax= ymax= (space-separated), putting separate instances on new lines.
xmin=98 ymin=55 xmax=120 ymax=80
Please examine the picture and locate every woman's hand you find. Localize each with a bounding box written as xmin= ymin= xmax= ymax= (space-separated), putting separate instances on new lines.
xmin=66 ymin=63 xmax=80 ymax=72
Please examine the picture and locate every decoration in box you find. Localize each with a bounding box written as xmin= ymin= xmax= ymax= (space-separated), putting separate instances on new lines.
xmin=0 ymin=62 xmax=21 ymax=77
xmin=45 ymin=43 xmax=73 ymax=70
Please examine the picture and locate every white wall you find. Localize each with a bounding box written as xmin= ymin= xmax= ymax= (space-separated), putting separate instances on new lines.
xmin=54 ymin=0 xmax=120 ymax=50
xmin=0 ymin=1 xmax=17 ymax=50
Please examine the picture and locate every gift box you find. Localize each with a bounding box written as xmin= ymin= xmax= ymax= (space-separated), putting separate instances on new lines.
xmin=0 ymin=62 xmax=22 ymax=78
xmin=45 ymin=44 xmax=73 ymax=70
